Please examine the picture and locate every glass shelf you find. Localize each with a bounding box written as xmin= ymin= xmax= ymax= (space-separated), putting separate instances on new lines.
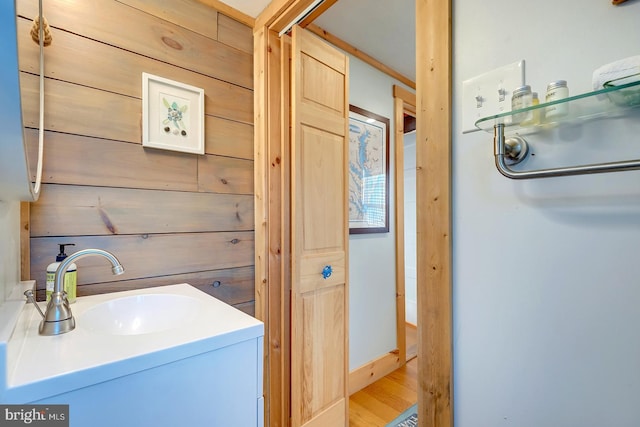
xmin=475 ymin=79 xmax=640 ymax=133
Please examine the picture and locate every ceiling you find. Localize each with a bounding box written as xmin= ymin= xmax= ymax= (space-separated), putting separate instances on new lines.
xmin=219 ymin=0 xmax=271 ymax=18
xmin=220 ymin=0 xmax=416 ymax=83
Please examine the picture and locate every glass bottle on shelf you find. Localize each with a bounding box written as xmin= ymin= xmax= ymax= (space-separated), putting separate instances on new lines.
xmin=544 ymin=80 xmax=569 ymax=120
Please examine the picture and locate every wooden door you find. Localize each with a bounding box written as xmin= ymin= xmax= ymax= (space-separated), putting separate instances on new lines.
xmin=290 ymin=26 xmax=349 ymax=427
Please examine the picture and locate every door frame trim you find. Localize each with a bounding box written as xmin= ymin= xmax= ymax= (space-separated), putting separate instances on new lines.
xmin=393 ymin=85 xmax=417 ymax=366
xmin=416 ymin=0 xmax=453 ymax=424
xmin=254 ymin=25 xmax=291 ymax=427
xmin=253 ymin=1 xmax=453 ymax=426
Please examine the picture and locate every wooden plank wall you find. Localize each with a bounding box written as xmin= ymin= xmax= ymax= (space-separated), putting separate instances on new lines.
xmin=17 ymin=0 xmax=255 ymax=315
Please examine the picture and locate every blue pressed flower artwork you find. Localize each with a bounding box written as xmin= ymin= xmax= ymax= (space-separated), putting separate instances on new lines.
xmin=161 ymin=95 xmax=189 ymax=137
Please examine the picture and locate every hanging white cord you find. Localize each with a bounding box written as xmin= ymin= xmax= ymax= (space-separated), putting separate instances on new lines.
xmin=33 ymin=0 xmax=45 ymax=196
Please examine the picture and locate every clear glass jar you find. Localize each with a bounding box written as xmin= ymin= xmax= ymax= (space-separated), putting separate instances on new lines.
xmin=544 ymin=80 xmax=569 ymax=120
xmin=511 ymin=85 xmax=532 ymax=124
xmin=521 ymin=92 xmax=541 ymax=126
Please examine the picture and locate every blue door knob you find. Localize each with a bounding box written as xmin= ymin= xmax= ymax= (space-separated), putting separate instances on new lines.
xmin=322 ymin=265 xmax=333 ymax=279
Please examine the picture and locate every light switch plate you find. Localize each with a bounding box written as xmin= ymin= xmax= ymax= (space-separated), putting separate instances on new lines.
xmin=462 ymin=60 xmax=525 ymax=133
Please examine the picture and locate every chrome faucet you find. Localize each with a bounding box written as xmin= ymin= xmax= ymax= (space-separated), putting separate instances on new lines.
xmin=25 ymin=249 xmax=125 ymax=336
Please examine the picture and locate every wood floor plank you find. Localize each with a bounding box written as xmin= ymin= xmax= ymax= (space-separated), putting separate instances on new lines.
xmin=348 ymin=399 xmax=388 ymax=427
xmin=386 ymin=361 xmax=418 ymax=392
xmin=349 ymin=357 xmax=417 ymax=427
xmin=363 ymin=377 xmax=415 ymax=412
xmin=350 ymin=392 xmax=401 ymax=424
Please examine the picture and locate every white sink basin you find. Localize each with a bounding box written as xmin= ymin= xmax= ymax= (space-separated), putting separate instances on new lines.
xmin=1 ymin=282 xmax=265 ymax=424
xmin=81 ymin=293 xmax=202 ymax=335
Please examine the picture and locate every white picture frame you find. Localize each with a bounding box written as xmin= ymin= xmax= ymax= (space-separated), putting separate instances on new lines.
xmin=142 ymin=72 xmax=205 ymax=155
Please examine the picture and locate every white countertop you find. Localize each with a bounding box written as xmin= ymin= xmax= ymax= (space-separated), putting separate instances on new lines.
xmin=0 ymin=283 xmax=263 ymax=403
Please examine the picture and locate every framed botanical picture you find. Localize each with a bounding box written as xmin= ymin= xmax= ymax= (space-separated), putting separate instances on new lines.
xmin=348 ymin=105 xmax=390 ymax=234
xmin=142 ymin=73 xmax=205 ymax=155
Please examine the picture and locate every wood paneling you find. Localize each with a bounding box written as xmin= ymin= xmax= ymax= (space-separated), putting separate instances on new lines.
xmin=187 ymin=265 xmax=255 ymax=303
xmin=25 ymin=130 xmax=198 ymax=191
xmin=31 ymin=231 xmax=254 ymax=289
xmin=197 ymin=155 xmax=254 ymax=194
xmin=17 ymin=0 xmax=253 ymax=89
xmin=20 ymin=202 xmax=30 ymax=281
xmin=77 ymin=266 xmax=255 ymax=305
xmin=17 ymin=18 xmax=253 ymax=125
xmin=30 ymin=184 xmax=253 ymax=236
xmin=218 ymin=14 xmax=253 ymax=54
xmin=196 ymin=0 xmax=255 ymax=27
xmin=21 ymin=74 xmax=251 ymax=153
xmin=234 ymin=300 xmax=256 ymax=316
xmin=206 ymin=116 xmax=253 ymax=159
xmin=20 ymin=73 xmax=141 ymax=144
xmin=117 ymin=0 xmax=219 ymax=39
xmin=20 ymin=0 xmax=256 ymax=314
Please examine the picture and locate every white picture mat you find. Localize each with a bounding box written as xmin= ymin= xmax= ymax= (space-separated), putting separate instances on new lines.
xmin=142 ymin=73 xmax=205 ymax=155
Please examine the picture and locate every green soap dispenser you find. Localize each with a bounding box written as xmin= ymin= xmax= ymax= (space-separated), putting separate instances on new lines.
xmin=46 ymin=243 xmax=78 ymax=303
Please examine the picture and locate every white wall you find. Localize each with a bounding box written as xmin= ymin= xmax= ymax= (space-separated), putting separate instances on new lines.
xmin=404 ymin=132 xmax=417 ymax=325
xmin=453 ymin=1 xmax=640 ymax=426
xmin=0 ymin=201 xmax=21 ymax=305
xmin=348 ymin=54 xmax=410 ymax=370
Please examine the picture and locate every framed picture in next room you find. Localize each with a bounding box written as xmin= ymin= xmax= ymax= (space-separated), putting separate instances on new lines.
xmin=348 ymin=104 xmax=390 ymax=234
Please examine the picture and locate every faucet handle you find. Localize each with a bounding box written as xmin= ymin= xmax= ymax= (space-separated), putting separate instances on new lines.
xmin=24 ymin=289 xmax=45 ymax=319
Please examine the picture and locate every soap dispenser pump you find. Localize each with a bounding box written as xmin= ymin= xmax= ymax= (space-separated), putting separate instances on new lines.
xmin=46 ymin=243 xmax=78 ymax=303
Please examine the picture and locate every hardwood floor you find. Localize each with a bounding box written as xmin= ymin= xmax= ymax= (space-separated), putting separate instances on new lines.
xmin=349 ymin=356 xmax=417 ymax=426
